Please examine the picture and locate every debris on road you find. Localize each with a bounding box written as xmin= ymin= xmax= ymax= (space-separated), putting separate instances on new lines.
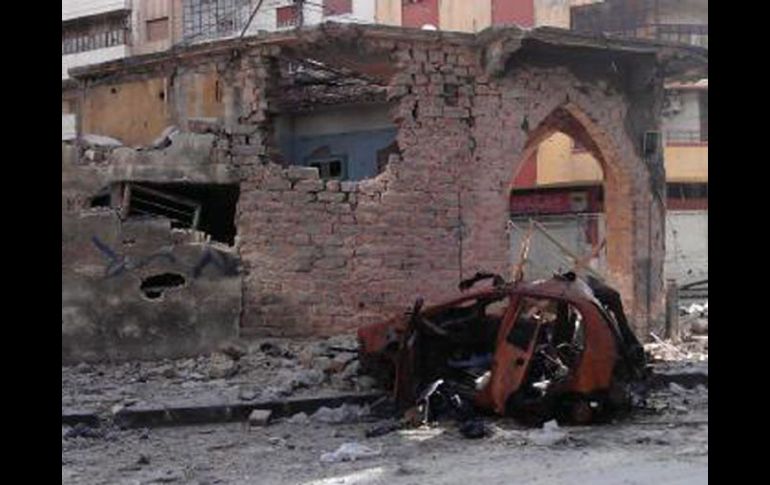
xmin=248 ymin=409 xmax=272 ymax=427
xmin=311 ymin=403 xmax=369 ymax=424
xmin=527 ymin=420 xmax=569 ymax=446
xmin=320 ymin=442 xmax=382 ymax=463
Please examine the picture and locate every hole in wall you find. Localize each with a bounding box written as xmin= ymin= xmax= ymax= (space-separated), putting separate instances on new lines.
xmin=140 ymin=273 xmax=186 ymax=300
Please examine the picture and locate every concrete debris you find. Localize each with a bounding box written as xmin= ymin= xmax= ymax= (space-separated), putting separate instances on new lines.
xmin=320 ymin=442 xmax=381 ymax=463
xmin=311 ymin=403 xmax=369 ymax=424
xmin=286 ymin=412 xmax=310 ymax=425
xmin=248 ymin=409 xmax=272 ymax=427
xmin=681 ymin=302 xmax=708 ymax=317
xmin=80 ymin=134 xmax=123 ymax=147
xmin=207 ymin=352 xmax=239 ymax=379
xmin=668 ymin=383 xmax=686 ymax=395
xmin=645 ymin=336 xmax=708 ymax=362
xmin=148 ymin=126 xmax=179 ymax=150
xmin=238 ymin=387 xmax=261 ymax=401
xmin=527 ymin=420 xmax=569 ymax=446
xmin=63 ymin=338 xmax=379 ymax=414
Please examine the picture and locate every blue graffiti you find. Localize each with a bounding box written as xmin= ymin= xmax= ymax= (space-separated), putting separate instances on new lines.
xmin=91 ymin=236 xmax=236 ymax=279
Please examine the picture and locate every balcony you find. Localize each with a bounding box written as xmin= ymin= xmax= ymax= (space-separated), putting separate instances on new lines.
xmin=598 ymin=23 xmax=707 ymax=48
xmin=62 ymin=0 xmax=130 ymax=22
xmin=666 ymin=130 xmax=707 ymax=144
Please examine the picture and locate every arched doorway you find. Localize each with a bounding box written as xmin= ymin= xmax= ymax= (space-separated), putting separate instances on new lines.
xmin=509 ymin=129 xmax=606 ymax=280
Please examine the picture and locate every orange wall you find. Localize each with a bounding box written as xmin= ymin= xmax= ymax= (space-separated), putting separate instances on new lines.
xmin=82 ymin=77 xmax=170 ymax=146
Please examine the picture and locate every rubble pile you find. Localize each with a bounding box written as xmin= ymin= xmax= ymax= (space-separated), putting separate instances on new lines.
xmin=680 ymin=300 xmax=708 ymax=336
xmin=62 ymin=334 xmax=375 ymax=412
xmin=645 ymin=335 xmax=708 ymax=362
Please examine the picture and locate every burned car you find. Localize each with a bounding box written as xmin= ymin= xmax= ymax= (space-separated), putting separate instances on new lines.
xmin=358 ymin=272 xmax=647 ymax=425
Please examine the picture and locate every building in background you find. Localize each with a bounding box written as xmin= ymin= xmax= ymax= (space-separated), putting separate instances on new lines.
xmin=62 ymin=1 xmax=186 ymax=140
xmin=62 ymin=1 xmax=132 ymax=139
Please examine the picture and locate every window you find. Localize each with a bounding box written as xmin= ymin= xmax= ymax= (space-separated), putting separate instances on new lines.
xmin=309 ymin=158 xmax=346 ymax=180
xmin=182 ymin=0 xmax=251 ymax=42
xmin=115 ymin=182 xmax=241 ymax=245
xmin=146 ymin=17 xmax=169 ymax=42
xmin=276 ymin=5 xmax=299 ymax=28
xmin=324 ymin=0 xmax=352 ymax=16
xmin=667 ymin=183 xmax=708 ymax=201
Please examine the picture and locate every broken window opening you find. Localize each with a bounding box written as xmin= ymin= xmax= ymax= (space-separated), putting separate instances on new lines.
xmin=140 ymin=273 xmax=186 ymax=300
xmin=118 ymin=182 xmax=240 ymax=245
xmin=274 ymin=103 xmax=398 ymax=181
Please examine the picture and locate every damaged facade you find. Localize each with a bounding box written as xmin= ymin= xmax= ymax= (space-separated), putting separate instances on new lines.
xmin=62 ymin=22 xmax=706 ymax=363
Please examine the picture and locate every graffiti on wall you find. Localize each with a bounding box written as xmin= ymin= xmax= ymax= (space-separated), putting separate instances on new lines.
xmin=91 ymin=236 xmax=239 ymax=279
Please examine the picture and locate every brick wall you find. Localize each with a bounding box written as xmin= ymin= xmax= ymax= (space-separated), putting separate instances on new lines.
xmin=227 ymin=37 xmax=664 ymax=338
xmin=69 ymin=27 xmax=669 ymax=339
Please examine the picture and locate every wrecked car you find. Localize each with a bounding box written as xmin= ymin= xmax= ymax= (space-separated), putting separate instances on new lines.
xmin=358 ymin=271 xmax=647 ymax=425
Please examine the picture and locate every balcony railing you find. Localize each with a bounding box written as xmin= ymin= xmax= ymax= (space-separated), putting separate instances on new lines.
xmin=605 ymin=23 xmax=708 ymax=48
xmin=666 ymin=130 xmax=707 ymax=144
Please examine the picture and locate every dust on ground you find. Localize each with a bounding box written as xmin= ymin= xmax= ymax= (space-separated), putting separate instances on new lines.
xmin=63 ymin=336 xmax=707 ymax=485
xmin=61 ymin=382 xmax=707 ymax=485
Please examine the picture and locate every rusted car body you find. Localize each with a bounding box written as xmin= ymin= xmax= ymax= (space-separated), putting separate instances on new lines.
xmin=358 ymin=272 xmax=647 ymax=424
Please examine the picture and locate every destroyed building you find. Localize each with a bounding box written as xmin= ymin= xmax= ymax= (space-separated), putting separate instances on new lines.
xmin=61 ymin=22 xmax=707 ymax=363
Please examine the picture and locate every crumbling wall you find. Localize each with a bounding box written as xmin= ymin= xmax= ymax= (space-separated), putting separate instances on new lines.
xmin=68 ymin=25 xmax=680 ymax=341
xmin=62 ymin=210 xmax=241 ymax=363
xmin=232 ymin=35 xmax=664 ymax=337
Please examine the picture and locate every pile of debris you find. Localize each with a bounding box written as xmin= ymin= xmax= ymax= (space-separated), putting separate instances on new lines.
xmin=62 ymin=334 xmax=377 ymax=413
xmin=680 ymin=300 xmax=708 ymax=336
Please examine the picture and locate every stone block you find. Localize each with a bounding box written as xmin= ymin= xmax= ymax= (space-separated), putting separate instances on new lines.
xmin=287 ymin=166 xmax=320 ymax=181
xmin=248 ymin=409 xmax=272 ymax=426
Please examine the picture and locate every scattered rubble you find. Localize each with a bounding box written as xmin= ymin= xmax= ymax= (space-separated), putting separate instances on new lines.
xmin=645 ymin=334 xmax=708 ymax=362
xmin=320 ymin=442 xmax=382 ymax=463
xmin=311 ymin=404 xmax=370 ymax=424
xmin=62 ymin=335 xmax=376 ymax=413
xmin=527 ymin=420 xmax=569 ymax=446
